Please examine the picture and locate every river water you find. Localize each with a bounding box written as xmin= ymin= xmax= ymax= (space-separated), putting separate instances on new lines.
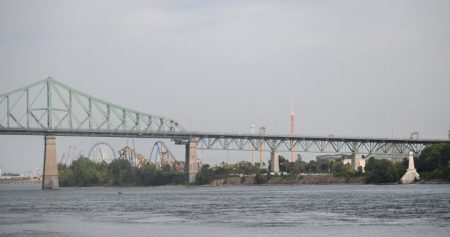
xmin=0 ymin=184 xmax=449 ymax=237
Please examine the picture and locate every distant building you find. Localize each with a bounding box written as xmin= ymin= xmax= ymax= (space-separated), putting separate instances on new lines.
xmin=342 ymin=158 xmax=352 ymax=166
xmin=316 ymin=154 xmax=353 ymax=164
xmin=316 ymin=154 xmax=365 ymax=172
xmin=352 ymin=153 xmax=366 ymax=172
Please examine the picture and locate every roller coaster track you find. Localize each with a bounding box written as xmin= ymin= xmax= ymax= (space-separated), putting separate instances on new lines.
xmin=149 ymin=141 xmax=184 ymax=171
xmin=118 ymin=146 xmax=149 ymax=167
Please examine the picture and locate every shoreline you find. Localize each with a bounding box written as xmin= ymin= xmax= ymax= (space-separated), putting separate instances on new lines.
xmin=2 ymin=175 xmax=448 ymax=187
xmin=2 ymin=181 xmax=449 ymax=188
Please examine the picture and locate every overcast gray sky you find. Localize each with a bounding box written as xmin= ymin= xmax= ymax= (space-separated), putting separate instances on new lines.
xmin=1 ymin=0 xmax=449 ymax=174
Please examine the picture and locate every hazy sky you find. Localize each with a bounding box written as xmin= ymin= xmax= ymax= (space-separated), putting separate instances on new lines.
xmin=1 ymin=0 xmax=449 ymax=174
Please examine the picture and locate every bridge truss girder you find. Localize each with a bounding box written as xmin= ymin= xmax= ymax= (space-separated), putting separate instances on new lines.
xmin=1 ymin=78 xmax=448 ymax=158
xmin=0 ymin=78 xmax=184 ymax=133
xmin=195 ymin=136 xmax=429 ymax=156
xmin=0 ymin=127 xmax=443 ymax=156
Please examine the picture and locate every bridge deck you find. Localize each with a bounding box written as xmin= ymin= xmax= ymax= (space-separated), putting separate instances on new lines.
xmin=1 ymin=78 xmax=448 ymax=155
xmin=1 ymin=128 xmax=447 ymax=155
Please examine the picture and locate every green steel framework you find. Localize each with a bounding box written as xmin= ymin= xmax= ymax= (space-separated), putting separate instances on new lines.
xmin=0 ymin=77 xmax=184 ymax=133
xmin=1 ymin=78 xmax=448 ymax=156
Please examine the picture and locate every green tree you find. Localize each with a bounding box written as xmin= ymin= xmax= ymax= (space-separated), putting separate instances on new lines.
xmin=109 ymin=158 xmax=134 ymax=185
xmin=279 ymin=156 xmax=290 ymax=173
xmin=136 ymin=163 xmax=158 ymax=185
xmin=96 ymin=161 xmax=110 ymax=185
xmin=58 ymin=163 xmax=75 ymax=186
xmin=331 ymin=161 xmax=344 ymax=174
xmin=213 ymin=166 xmax=230 ymax=179
xmin=70 ymin=157 xmax=101 ymax=186
xmin=288 ymin=160 xmax=304 ymax=174
xmin=59 ymin=156 xmax=186 ymax=187
xmin=235 ymin=162 xmax=258 ymax=175
xmin=196 ymin=164 xmax=215 ymax=185
xmin=416 ymin=143 xmax=450 ymax=180
xmin=319 ymin=162 xmax=330 ymax=173
xmin=307 ymin=160 xmax=318 ymax=173
xmin=254 ymin=173 xmax=268 ymax=184
xmin=364 ymin=157 xmax=376 ymax=173
xmin=342 ymin=163 xmax=353 ymax=177
xmin=366 ymin=159 xmax=400 ymax=183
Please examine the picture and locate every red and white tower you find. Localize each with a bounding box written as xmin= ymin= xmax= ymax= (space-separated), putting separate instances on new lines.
xmin=290 ymin=99 xmax=296 ymax=162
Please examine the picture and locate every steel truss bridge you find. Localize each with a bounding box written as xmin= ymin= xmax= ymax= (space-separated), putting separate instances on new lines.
xmin=0 ymin=78 xmax=448 ymax=156
xmin=2 ymin=78 xmax=449 ymax=187
xmin=0 ymin=77 xmax=183 ymax=134
xmin=188 ymin=133 xmax=441 ymax=156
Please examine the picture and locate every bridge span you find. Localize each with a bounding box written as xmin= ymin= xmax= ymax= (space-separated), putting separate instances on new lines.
xmin=1 ymin=78 xmax=449 ymax=188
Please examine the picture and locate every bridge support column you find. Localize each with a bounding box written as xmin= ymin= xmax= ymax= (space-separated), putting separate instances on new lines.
xmin=42 ymin=136 xmax=59 ymax=190
xmin=351 ymin=153 xmax=365 ymax=172
xmin=270 ymin=150 xmax=280 ymax=175
xmin=185 ymin=140 xmax=198 ymax=184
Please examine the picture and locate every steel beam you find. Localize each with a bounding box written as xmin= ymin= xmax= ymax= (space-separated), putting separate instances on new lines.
xmin=0 ymin=78 xmax=184 ymax=133
xmin=1 ymin=78 xmax=448 ymax=157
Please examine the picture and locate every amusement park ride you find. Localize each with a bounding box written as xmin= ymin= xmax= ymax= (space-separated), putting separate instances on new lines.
xmin=85 ymin=140 xmax=197 ymax=172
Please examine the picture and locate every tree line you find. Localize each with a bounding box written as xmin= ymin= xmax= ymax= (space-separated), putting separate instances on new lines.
xmin=195 ymin=143 xmax=450 ymax=184
xmin=58 ymin=157 xmax=184 ymax=186
xmin=58 ymin=143 xmax=449 ymax=186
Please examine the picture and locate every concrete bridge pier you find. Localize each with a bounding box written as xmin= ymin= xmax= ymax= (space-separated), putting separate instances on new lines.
xmin=185 ymin=140 xmax=198 ymax=184
xmin=351 ymin=153 xmax=366 ymax=172
xmin=42 ymin=136 xmax=59 ymax=190
xmin=270 ymin=150 xmax=280 ymax=174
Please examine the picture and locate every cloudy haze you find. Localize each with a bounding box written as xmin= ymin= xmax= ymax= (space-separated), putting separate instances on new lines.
xmin=1 ymin=0 xmax=449 ymax=173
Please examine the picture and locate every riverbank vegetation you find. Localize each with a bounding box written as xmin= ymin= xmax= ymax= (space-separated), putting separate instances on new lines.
xmin=58 ymin=157 xmax=184 ymax=187
xmin=195 ymin=143 xmax=449 ymax=185
xmin=58 ymin=143 xmax=449 ymax=186
xmin=415 ymin=143 xmax=450 ymax=181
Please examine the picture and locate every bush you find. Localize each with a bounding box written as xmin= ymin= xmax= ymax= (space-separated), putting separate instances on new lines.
xmin=416 ymin=143 xmax=450 ymax=181
xmin=254 ymin=173 xmax=268 ymax=184
xmin=58 ymin=156 xmax=184 ymax=187
xmin=365 ymin=158 xmax=404 ymax=184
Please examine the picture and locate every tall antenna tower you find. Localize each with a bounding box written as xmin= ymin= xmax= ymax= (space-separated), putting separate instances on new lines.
xmin=290 ymin=99 xmax=296 ymax=162
xmin=259 ymin=126 xmax=266 ymax=168
xmin=250 ymin=124 xmax=256 ymax=165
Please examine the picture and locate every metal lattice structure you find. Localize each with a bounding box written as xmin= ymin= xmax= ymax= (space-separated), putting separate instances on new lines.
xmin=0 ymin=77 xmax=184 ymax=133
xmin=88 ymin=142 xmax=117 ymax=163
xmin=149 ymin=141 xmax=184 ymax=171
xmin=191 ymin=133 xmax=445 ymax=156
xmin=0 ymin=78 xmax=448 ymax=157
xmin=118 ymin=146 xmax=149 ymax=167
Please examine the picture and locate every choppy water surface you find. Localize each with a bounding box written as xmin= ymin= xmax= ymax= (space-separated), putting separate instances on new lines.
xmin=0 ymin=184 xmax=449 ymax=237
